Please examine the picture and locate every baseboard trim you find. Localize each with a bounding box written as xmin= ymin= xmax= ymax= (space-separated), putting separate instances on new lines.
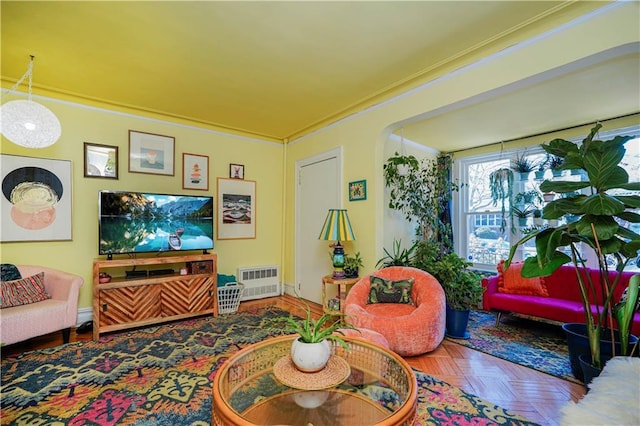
xmin=76 ymin=307 xmax=92 ymax=327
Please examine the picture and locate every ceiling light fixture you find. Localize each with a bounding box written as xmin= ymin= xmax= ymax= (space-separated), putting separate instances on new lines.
xmin=1 ymin=56 xmax=61 ymax=148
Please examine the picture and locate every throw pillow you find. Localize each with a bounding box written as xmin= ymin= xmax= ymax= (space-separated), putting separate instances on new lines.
xmin=1 ymin=272 xmax=51 ymax=308
xmin=497 ymin=260 xmax=548 ymax=296
xmin=0 ymin=264 xmax=22 ymax=282
xmin=367 ymin=275 xmax=414 ymax=304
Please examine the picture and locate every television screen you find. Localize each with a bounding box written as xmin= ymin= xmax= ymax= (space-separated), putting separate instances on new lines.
xmin=99 ymin=191 xmax=214 ymax=255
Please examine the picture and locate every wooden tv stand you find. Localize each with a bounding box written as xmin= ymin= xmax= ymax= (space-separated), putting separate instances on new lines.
xmin=92 ymin=253 xmax=217 ymax=340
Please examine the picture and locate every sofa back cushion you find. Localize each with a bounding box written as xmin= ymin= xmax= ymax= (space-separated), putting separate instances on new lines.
xmin=544 ymin=265 xmax=634 ymax=304
xmin=497 ymin=260 xmax=548 ymax=296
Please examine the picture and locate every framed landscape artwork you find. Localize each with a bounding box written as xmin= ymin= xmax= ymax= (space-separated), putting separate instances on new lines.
xmin=182 ymin=153 xmax=209 ymax=190
xmin=128 ymin=130 xmax=175 ymax=176
xmin=217 ymin=178 xmax=256 ymax=240
xmin=1 ymin=154 xmax=72 ymax=242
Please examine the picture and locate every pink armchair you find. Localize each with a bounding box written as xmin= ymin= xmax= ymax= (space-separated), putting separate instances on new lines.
xmin=1 ymin=265 xmax=83 ymax=346
xmin=344 ymin=266 xmax=445 ymax=356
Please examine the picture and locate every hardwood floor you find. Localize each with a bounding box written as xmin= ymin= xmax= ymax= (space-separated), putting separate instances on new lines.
xmin=1 ymin=295 xmax=584 ymax=425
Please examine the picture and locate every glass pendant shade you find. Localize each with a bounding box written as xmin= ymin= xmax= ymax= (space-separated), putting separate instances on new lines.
xmin=1 ymin=100 xmax=62 ymax=148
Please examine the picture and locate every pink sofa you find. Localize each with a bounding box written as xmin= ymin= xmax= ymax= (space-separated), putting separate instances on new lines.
xmin=482 ymin=265 xmax=640 ymax=336
xmin=1 ymin=265 xmax=84 ymax=346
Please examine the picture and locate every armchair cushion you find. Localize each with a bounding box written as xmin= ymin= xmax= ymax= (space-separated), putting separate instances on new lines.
xmin=1 ymin=272 xmax=51 ymax=308
xmin=367 ymin=275 xmax=414 ymax=304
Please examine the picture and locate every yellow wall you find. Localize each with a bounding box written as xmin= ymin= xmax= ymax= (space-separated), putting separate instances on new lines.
xmin=281 ymin=2 xmax=640 ymax=282
xmin=1 ymin=2 xmax=638 ymax=313
xmin=0 ymin=101 xmax=284 ymax=309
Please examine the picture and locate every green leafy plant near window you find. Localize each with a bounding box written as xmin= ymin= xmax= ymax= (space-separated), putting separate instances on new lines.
xmin=412 ymin=240 xmax=484 ymax=310
xmin=506 ymin=123 xmax=640 ymax=369
xmin=376 ymin=239 xmax=418 ymax=268
xmin=512 ymin=152 xmax=536 ymax=175
xmin=383 ymin=153 xmax=459 ymax=252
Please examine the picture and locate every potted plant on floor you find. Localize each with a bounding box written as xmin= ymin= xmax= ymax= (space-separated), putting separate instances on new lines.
xmin=505 ymin=123 xmax=640 ymax=381
xmin=412 ymin=241 xmax=484 ymax=339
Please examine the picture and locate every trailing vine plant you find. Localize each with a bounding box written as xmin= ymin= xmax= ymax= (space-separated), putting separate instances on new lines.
xmin=488 ymin=168 xmax=513 ymax=233
xmin=383 ymin=152 xmax=459 ymax=255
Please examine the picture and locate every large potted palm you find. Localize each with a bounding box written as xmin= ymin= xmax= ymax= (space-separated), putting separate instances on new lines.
xmin=505 ymin=123 xmax=640 ymax=380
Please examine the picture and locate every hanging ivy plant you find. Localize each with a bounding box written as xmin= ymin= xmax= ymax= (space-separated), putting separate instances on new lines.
xmin=489 ymin=168 xmax=513 ymax=232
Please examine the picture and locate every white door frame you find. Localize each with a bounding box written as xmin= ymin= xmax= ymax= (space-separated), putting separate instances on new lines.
xmin=294 ymin=147 xmax=343 ymax=296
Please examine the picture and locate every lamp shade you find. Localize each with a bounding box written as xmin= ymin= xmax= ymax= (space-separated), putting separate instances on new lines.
xmin=0 ymin=100 xmax=61 ymax=148
xmin=318 ymin=209 xmax=355 ymax=242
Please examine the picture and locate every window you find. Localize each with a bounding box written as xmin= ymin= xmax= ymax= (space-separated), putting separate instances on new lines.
xmin=454 ymin=125 xmax=639 ymax=272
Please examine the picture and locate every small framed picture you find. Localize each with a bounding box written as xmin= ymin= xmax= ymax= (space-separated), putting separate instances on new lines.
xmin=182 ymin=153 xmax=209 ymax=191
xmin=349 ymin=179 xmax=367 ymax=201
xmin=128 ymin=130 xmax=175 ymax=176
xmin=84 ymin=142 xmax=118 ymax=179
xmin=229 ymin=163 xmax=244 ymax=180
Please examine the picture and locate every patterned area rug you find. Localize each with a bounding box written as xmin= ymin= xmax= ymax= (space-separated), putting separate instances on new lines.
xmin=449 ymin=310 xmax=578 ymax=383
xmin=1 ymin=307 xmax=537 ymax=425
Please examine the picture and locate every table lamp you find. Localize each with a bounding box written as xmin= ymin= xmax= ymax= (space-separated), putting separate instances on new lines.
xmin=319 ymin=209 xmax=356 ymax=279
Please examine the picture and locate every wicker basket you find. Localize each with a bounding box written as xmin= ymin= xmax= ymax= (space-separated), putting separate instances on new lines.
xmin=217 ymin=282 xmax=244 ymax=314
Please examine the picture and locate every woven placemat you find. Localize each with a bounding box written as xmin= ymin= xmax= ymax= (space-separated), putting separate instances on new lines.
xmin=273 ymin=355 xmax=350 ymax=390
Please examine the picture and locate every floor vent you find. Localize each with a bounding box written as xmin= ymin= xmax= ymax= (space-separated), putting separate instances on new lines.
xmin=237 ymin=265 xmax=280 ymax=301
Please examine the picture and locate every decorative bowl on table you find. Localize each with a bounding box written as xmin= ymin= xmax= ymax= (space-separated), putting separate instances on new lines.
xmin=99 ymin=272 xmax=111 ymax=283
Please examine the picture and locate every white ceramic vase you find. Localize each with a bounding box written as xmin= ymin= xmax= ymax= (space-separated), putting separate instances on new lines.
xmin=291 ymin=338 xmax=331 ymax=372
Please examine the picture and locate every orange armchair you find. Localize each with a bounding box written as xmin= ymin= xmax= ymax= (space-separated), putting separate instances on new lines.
xmin=344 ymin=266 xmax=445 ymax=356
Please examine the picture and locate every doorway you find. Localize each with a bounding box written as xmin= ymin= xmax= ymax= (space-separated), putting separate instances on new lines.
xmin=295 ymin=148 xmax=341 ymax=304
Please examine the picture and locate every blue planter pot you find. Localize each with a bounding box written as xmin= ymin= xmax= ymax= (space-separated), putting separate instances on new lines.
xmin=445 ymin=306 xmax=471 ymax=339
xmin=562 ymin=323 xmax=638 ymax=382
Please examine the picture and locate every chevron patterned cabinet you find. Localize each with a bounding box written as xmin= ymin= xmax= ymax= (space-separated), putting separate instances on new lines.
xmin=92 ymin=254 xmax=217 ymax=339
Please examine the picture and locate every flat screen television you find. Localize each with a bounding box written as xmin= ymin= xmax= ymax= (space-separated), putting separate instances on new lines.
xmin=99 ymin=190 xmax=214 ymax=256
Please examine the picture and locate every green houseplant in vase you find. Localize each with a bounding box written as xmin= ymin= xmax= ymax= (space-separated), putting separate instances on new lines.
xmin=343 ymin=252 xmax=363 ymax=278
xmin=412 ymin=241 xmax=484 ymax=339
xmin=281 ymin=298 xmax=357 ymax=372
xmin=512 ymin=152 xmax=536 ymax=180
xmin=505 ymin=123 xmax=640 ymax=382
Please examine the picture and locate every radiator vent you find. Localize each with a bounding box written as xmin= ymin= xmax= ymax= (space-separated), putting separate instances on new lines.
xmin=237 ymin=265 xmax=280 ymax=301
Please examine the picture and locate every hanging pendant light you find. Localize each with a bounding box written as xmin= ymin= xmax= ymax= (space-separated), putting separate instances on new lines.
xmin=1 ymin=56 xmax=61 ymax=148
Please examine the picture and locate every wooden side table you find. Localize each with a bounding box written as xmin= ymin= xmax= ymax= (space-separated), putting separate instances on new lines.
xmin=322 ymin=275 xmax=359 ymax=314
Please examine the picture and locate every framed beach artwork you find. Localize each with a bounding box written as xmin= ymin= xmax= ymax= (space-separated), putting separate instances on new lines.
xmin=182 ymin=153 xmax=209 ymax=190
xmin=128 ymin=130 xmax=175 ymax=176
xmin=1 ymin=154 xmax=72 ymax=242
xmin=84 ymin=142 xmax=118 ymax=179
xmin=217 ymin=178 xmax=256 ymax=240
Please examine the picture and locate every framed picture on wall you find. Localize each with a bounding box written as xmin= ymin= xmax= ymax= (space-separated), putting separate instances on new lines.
xmin=1 ymin=154 xmax=72 ymax=242
xmin=84 ymin=142 xmax=118 ymax=179
xmin=128 ymin=130 xmax=175 ymax=176
xmin=182 ymin=153 xmax=209 ymax=190
xmin=349 ymin=179 xmax=367 ymax=201
xmin=229 ymin=163 xmax=244 ymax=180
xmin=217 ymin=178 xmax=256 ymax=240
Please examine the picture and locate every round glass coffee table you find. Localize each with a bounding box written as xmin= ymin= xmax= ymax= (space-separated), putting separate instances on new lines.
xmin=213 ymin=334 xmax=417 ymax=425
